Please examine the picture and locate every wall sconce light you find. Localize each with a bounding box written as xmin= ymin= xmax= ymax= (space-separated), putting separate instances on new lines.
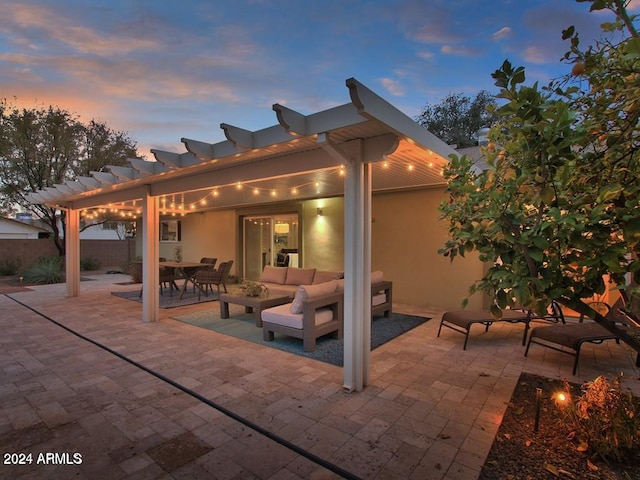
xmin=316 ymin=208 xmax=323 ymax=217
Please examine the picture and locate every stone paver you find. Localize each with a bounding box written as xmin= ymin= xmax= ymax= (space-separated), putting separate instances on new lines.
xmin=1 ymin=273 xmax=639 ymax=479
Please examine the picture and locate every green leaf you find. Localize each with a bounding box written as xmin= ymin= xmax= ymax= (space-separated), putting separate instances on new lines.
xmin=597 ymin=183 xmax=623 ymax=203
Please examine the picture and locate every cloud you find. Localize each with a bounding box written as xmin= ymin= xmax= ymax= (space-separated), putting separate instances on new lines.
xmin=522 ymin=45 xmax=547 ymax=64
xmin=441 ymin=45 xmax=479 ymax=56
xmin=1 ymin=3 xmax=160 ymax=56
xmin=417 ymin=50 xmax=435 ymax=60
xmin=380 ymin=78 xmax=405 ymax=96
xmin=493 ymin=27 xmax=512 ymax=41
xmin=395 ymin=1 xmax=462 ymax=45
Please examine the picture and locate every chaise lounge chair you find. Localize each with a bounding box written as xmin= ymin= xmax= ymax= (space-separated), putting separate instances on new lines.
xmin=524 ymin=299 xmax=630 ymax=374
xmin=438 ymin=301 xmax=564 ymax=350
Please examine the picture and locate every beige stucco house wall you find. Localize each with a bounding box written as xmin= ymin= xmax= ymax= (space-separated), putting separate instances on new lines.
xmin=133 ymin=187 xmax=484 ymax=310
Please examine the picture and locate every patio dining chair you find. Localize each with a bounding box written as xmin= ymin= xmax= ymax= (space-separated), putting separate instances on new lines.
xmin=135 ymin=259 xmax=180 ymax=297
xmin=192 ymin=260 xmax=234 ymax=300
xmin=189 ymin=257 xmax=217 ymax=293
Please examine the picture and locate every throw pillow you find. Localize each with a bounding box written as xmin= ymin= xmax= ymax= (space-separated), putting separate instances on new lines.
xmin=290 ymin=280 xmax=338 ymax=314
xmin=285 ymin=267 xmax=316 ymax=285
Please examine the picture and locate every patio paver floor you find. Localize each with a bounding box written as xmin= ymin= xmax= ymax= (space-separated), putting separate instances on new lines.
xmin=1 ymin=273 xmax=639 ymax=479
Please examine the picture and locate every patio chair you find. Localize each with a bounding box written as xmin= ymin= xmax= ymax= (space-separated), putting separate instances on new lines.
xmin=192 ymin=260 xmax=234 ymax=300
xmin=135 ymin=259 xmax=179 ymax=297
xmin=189 ymin=257 xmax=217 ymax=293
xmin=524 ymin=298 xmax=630 ymax=374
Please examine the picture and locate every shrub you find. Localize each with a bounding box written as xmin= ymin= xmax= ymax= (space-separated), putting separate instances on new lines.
xmin=21 ymin=256 xmax=64 ymax=285
xmin=123 ymin=259 xmax=142 ymax=283
xmin=557 ymin=375 xmax=640 ymax=462
xmin=80 ymin=256 xmax=101 ymax=271
xmin=0 ymin=257 xmax=21 ymax=276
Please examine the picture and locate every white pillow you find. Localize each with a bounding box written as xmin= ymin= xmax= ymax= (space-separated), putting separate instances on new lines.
xmin=290 ymin=280 xmax=337 ymax=314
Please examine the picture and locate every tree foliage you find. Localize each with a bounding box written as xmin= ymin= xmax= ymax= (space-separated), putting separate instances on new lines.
xmin=438 ymin=0 xmax=640 ymax=346
xmin=0 ymin=100 xmax=139 ymax=254
xmin=416 ymin=90 xmax=499 ymax=148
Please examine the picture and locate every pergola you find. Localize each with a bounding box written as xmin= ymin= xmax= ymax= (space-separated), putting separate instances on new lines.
xmin=27 ymin=78 xmax=457 ymax=392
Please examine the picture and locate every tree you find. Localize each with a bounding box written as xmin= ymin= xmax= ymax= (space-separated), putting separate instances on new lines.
xmin=0 ymin=100 xmax=139 ymax=255
xmin=438 ymin=0 xmax=640 ymax=349
xmin=416 ymin=90 xmax=499 ymax=148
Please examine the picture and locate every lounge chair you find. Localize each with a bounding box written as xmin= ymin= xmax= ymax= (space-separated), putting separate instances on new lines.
xmin=438 ymin=301 xmax=564 ymax=350
xmin=524 ymin=299 xmax=629 ymax=374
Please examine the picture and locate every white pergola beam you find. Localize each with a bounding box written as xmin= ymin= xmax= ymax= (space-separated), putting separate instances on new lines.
xmin=77 ymin=176 xmax=102 ymax=188
xmin=221 ymin=123 xmax=254 ymax=149
xmin=273 ymin=104 xmax=307 ymax=135
xmin=107 ymin=165 xmax=140 ymax=181
xmin=63 ymin=181 xmax=88 ymax=194
xmin=151 ymin=150 xmax=200 ymax=169
xmin=129 ymin=158 xmax=169 ymax=176
xmin=90 ymin=171 xmax=119 ymax=186
xmin=347 ymin=77 xmax=457 ymax=160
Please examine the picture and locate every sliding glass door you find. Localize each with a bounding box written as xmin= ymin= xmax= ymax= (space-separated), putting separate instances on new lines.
xmin=242 ymin=214 xmax=298 ymax=280
xmin=242 ymin=214 xmax=300 ymax=280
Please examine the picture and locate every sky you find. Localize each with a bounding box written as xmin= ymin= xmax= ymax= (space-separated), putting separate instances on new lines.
xmin=1 ymin=0 xmax=638 ymax=157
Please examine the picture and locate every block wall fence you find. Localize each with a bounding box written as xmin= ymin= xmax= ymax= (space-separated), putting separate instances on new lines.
xmin=0 ymin=238 xmax=136 ymax=272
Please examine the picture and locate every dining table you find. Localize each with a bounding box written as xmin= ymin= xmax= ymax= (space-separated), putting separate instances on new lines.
xmin=159 ymin=261 xmax=207 ymax=299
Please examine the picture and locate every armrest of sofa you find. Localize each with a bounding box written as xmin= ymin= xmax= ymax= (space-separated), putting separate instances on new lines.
xmin=302 ymin=291 xmax=343 ymax=329
xmin=372 ymin=280 xmax=392 ymax=296
xmin=372 ymin=280 xmax=393 ymax=318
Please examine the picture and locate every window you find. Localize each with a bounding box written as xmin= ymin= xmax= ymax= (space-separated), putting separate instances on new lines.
xmin=160 ymin=220 xmax=181 ymax=242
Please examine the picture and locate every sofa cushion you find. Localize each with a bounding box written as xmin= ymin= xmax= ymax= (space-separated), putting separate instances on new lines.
xmin=290 ymin=280 xmax=337 ymax=314
xmin=335 ymin=272 xmax=383 ymax=293
xmin=262 ymin=303 xmax=335 ymax=329
xmin=260 ymin=266 xmax=288 ymax=284
xmin=285 ymin=267 xmax=316 ymax=286
xmin=312 ymin=270 xmax=343 ymax=284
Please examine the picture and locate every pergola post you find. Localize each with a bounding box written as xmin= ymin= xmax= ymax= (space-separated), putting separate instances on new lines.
xmin=142 ymin=189 xmax=160 ymax=322
xmin=65 ymin=207 xmax=80 ymax=297
xmin=343 ymin=156 xmax=372 ymax=392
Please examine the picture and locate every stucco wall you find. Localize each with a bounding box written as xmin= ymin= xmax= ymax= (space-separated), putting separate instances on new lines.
xmin=135 ymin=211 xmax=236 ymax=272
xmin=301 ymin=197 xmax=345 ymax=272
xmin=162 ymin=210 xmax=238 ymax=276
xmin=130 ymin=188 xmax=485 ymax=310
xmin=371 ymin=188 xmax=485 ymax=310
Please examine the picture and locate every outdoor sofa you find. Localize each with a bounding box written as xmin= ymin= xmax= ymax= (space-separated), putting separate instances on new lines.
xmin=259 ymin=266 xmax=393 ymax=351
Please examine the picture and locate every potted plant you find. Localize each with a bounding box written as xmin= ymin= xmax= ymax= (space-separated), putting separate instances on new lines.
xmin=241 ymin=280 xmax=268 ymax=297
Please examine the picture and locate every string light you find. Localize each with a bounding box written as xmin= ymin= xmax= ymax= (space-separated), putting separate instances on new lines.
xmin=80 ymin=161 xmax=425 ymax=220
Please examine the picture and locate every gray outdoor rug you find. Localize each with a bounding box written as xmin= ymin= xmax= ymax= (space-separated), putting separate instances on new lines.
xmin=171 ymin=305 xmax=430 ymax=366
xmin=111 ymin=289 xmax=219 ymax=308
